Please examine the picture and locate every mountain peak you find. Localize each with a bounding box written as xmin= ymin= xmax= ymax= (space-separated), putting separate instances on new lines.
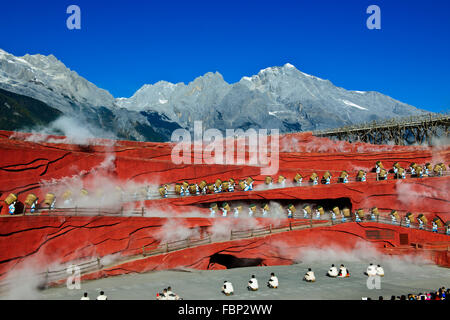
xmin=190 ymin=71 xmax=225 ymax=85
xmin=283 ymin=63 xmax=296 ymax=69
xmin=0 ymin=49 xmax=426 ymax=142
xmin=0 ymin=47 xmax=116 ymax=113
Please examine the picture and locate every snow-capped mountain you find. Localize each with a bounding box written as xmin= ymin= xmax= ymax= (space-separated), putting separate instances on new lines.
xmin=0 ymin=48 xmax=426 ymax=141
xmin=0 ymin=48 xmax=115 ymax=113
xmin=0 ymin=48 xmax=180 ymax=141
xmin=117 ymin=62 xmax=426 ymax=133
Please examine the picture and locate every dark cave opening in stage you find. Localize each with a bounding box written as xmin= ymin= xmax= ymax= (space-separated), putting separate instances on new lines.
xmin=199 ymin=197 xmax=353 ymax=213
xmin=208 ymin=253 xmax=265 ymax=269
xmin=287 ymin=197 xmax=353 ymax=212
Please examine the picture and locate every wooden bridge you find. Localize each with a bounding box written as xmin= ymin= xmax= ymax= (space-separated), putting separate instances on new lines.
xmin=313 ymin=113 xmax=449 ymax=145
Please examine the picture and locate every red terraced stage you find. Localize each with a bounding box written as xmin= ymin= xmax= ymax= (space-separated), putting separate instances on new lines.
xmin=0 ymin=130 xmax=449 ymax=283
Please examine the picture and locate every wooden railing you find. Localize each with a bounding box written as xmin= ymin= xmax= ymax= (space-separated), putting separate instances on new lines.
xmin=2 ymin=206 xmax=149 ymax=218
xmin=4 ymin=167 xmax=445 ymax=214
xmin=142 ymin=236 xmax=212 ymax=257
xmin=123 ymin=170 xmax=449 ymax=201
xmin=230 ymin=225 xmax=274 ymax=239
xmin=45 ymin=259 xmax=102 ymax=283
xmin=141 ymin=213 xmax=448 ymax=258
xmin=0 ymin=258 xmax=102 ymax=295
xmin=330 ymin=214 xmax=448 ymax=235
xmin=3 ymin=169 xmax=447 ymax=219
xmin=141 ymin=220 xmax=332 ymax=257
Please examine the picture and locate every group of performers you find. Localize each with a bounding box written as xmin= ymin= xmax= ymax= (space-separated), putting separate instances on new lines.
xmin=205 ymin=200 xmax=450 ymax=235
xmin=160 ymin=177 xmax=254 ymax=198
xmin=158 ymin=161 xmax=447 ymax=199
xmin=208 ymin=202 xmax=269 ymax=218
xmin=221 ymin=264 xmax=384 ymax=296
xmin=222 ymin=273 xmax=279 ymax=295
xmin=156 ymin=286 xmax=182 ymax=300
xmin=304 ymin=263 xmax=384 ymax=281
xmin=376 ymin=161 xmax=446 ymax=180
xmin=390 ymin=210 xmax=448 ymax=233
xmin=3 ymin=192 xmax=53 ymax=215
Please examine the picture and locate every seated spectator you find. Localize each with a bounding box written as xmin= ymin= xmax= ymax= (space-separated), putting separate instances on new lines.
xmin=247 ymin=275 xmax=259 ymax=291
xmin=267 ymin=273 xmax=279 ymax=288
xmin=327 ymin=264 xmax=339 ymax=277
xmin=303 ymin=268 xmax=316 ymax=282
xmin=222 ymin=281 xmax=234 ymax=296
xmin=365 ymin=263 xmax=377 ymax=277
xmin=338 ymin=264 xmax=350 ymax=278
xmin=96 ymin=291 xmax=107 ymax=300
xmin=166 ymin=286 xmax=182 ymax=300
xmin=157 ymin=288 xmax=168 ymax=300
xmin=376 ymin=265 xmax=385 ymax=277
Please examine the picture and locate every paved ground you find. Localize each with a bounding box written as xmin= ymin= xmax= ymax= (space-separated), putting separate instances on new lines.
xmin=23 ymin=258 xmax=450 ymax=300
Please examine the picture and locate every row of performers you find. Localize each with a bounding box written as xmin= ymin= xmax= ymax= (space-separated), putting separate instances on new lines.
xmin=389 ymin=210 xmax=449 ymax=233
xmin=2 ymin=189 xmax=93 ymax=215
xmin=206 ymin=203 xmax=450 ymax=233
xmin=375 ymin=161 xmax=447 ymax=180
xmin=2 ymin=192 xmax=54 ymax=215
xmin=158 ymin=162 xmax=447 ymax=198
xmin=159 ymin=177 xmax=254 ymax=198
xmin=331 ymin=207 xmax=448 ymax=233
xmin=206 ymin=202 xmax=388 ymax=220
xmin=158 ymin=172 xmax=359 ymax=198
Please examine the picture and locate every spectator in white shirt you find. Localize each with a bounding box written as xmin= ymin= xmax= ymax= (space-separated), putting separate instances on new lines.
xmin=365 ymin=263 xmax=377 ymax=277
xmin=247 ymin=275 xmax=259 ymax=291
xmin=96 ymin=291 xmax=107 ymax=300
xmin=303 ymin=268 xmax=316 ymax=282
xmin=327 ymin=264 xmax=338 ymax=277
xmin=267 ymin=273 xmax=279 ymax=288
xmin=222 ymin=281 xmax=234 ymax=296
xmin=376 ymin=265 xmax=385 ymax=277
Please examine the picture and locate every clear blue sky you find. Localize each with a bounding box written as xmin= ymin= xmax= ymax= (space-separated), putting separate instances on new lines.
xmin=0 ymin=0 xmax=449 ymax=112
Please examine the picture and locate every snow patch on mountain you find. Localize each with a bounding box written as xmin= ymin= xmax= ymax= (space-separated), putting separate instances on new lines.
xmin=341 ymin=99 xmax=368 ymax=110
